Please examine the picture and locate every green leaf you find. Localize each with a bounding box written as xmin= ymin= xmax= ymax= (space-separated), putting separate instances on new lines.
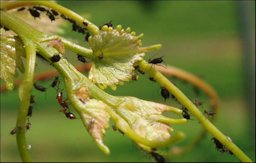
xmin=88 ymin=25 xmax=145 ymax=90
xmin=0 ymin=31 xmax=16 ymax=90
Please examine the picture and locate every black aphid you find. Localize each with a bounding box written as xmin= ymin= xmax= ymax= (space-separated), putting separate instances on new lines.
xmin=3 ymin=26 xmax=10 ymax=31
xmin=28 ymin=8 xmax=40 ymax=18
xmin=30 ymin=95 xmax=35 ymax=104
xmin=150 ymin=151 xmax=165 ymax=163
xmin=134 ymin=66 xmax=145 ymax=74
xmin=161 ymin=87 xmax=169 ymax=100
xmin=46 ymin=11 xmax=55 ymax=21
xmin=182 ymin=106 xmax=190 ymax=120
xmin=26 ymin=122 xmax=31 ymax=130
xmin=10 ymin=128 xmax=17 ymax=135
xmin=50 ymin=54 xmax=61 ymax=62
xmin=85 ymin=32 xmax=90 ymax=42
xmin=149 ymin=77 xmax=156 ymax=82
xmin=33 ymin=6 xmax=46 ymax=12
xmin=99 ymin=20 xmax=113 ymax=29
xmin=65 ymin=112 xmax=76 ymax=119
xmin=212 ymin=137 xmax=233 ymax=155
xmin=83 ymin=21 xmax=88 ymax=26
xmin=77 ymin=54 xmax=87 ymax=63
xmin=27 ymin=105 xmax=33 ymax=117
xmin=50 ymin=76 xmax=59 ymax=88
xmin=50 ymin=9 xmax=58 ymax=16
xmin=148 ymin=57 xmax=164 ymax=64
xmin=17 ymin=7 xmax=25 ymax=12
xmin=33 ymin=83 xmax=46 ymax=92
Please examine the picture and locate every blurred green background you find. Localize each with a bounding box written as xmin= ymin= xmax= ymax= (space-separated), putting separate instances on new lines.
xmin=1 ymin=0 xmax=255 ymax=162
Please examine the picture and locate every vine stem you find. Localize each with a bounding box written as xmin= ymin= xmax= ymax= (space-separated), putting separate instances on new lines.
xmin=1 ymin=1 xmax=99 ymax=34
xmin=15 ymin=37 xmax=36 ymax=162
xmin=138 ymin=60 xmax=252 ymax=162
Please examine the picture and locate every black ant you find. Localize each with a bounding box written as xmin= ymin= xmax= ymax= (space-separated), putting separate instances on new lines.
xmin=182 ymin=106 xmax=190 ymax=120
xmin=50 ymin=54 xmax=61 ymax=62
xmin=28 ymin=8 xmax=40 ymax=18
xmin=27 ymin=105 xmax=33 ymax=117
xmin=150 ymin=151 xmax=165 ymax=163
xmin=34 ymin=83 xmax=46 ymax=92
xmin=50 ymin=76 xmax=59 ymax=88
xmin=64 ymin=112 xmax=76 ymax=119
xmin=148 ymin=56 xmax=164 ymax=65
xmin=10 ymin=127 xmax=17 ymax=135
xmin=77 ymin=54 xmax=87 ymax=63
xmin=160 ymin=87 xmax=169 ymax=101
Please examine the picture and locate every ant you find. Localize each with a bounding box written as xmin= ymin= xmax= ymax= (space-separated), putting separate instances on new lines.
xmin=34 ymin=83 xmax=46 ymax=92
xmin=50 ymin=54 xmax=61 ymax=62
xmin=50 ymin=9 xmax=59 ymax=16
xmin=99 ymin=20 xmax=113 ymax=29
xmin=160 ymin=87 xmax=169 ymax=101
xmin=56 ymin=91 xmax=76 ymax=119
xmin=193 ymin=99 xmax=203 ymax=107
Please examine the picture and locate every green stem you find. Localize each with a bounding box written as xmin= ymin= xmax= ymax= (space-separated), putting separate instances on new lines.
xmin=15 ymin=37 xmax=36 ymax=162
xmin=139 ymin=60 xmax=252 ymax=162
xmin=1 ymin=1 xmax=99 ymax=34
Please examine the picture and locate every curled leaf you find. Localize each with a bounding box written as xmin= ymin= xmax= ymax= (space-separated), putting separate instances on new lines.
xmin=107 ymin=97 xmax=187 ymax=150
xmin=78 ymin=99 xmax=111 ymax=154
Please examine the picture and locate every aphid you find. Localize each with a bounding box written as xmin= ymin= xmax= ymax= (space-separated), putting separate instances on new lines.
xmin=3 ymin=26 xmax=10 ymax=31
xmin=28 ymin=8 xmax=40 ymax=18
xmin=182 ymin=106 xmax=190 ymax=120
xmin=10 ymin=128 xmax=17 ymax=135
xmin=150 ymin=151 xmax=165 ymax=163
xmin=160 ymin=87 xmax=169 ymax=101
xmin=17 ymin=7 xmax=25 ymax=12
xmin=77 ymin=54 xmax=87 ymax=63
xmin=26 ymin=122 xmax=31 ymax=130
xmin=148 ymin=56 xmax=164 ymax=65
xmin=77 ymin=26 xmax=85 ymax=34
xmin=46 ymin=11 xmax=55 ymax=21
xmin=30 ymin=95 xmax=35 ymax=104
xmin=50 ymin=9 xmax=58 ymax=16
xmin=50 ymin=54 xmax=61 ymax=62
xmin=27 ymin=105 xmax=33 ymax=117
xmin=149 ymin=77 xmax=155 ymax=82
xmin=112 ymin=125 xmax=124 ymax=135
xmin=34 ymin=83 xmax=46 ymax=92
xmin=82 ymin=21 xmax=88 ymax=26
xmin=85 ymin=32 xmax=90 ymax=42
xmin=50 ymin=76 xmax=59 ymax=88
xmin=212 ymin=137 xmax=230 ymax=153
xmin=99 ymin=20 xmax=113 ymax=29
xmin=33 ymin=6 xmax=46 ymax=12
xmin=72 ymin=23 xmax=78 ymax=31
xmin=98 ymin=53 xmax=104 ymax=60
xmin=65 ymin=112 xmax=76 ymax=119
xmin=134 ymin=66 xmax=145 ymax=74
xmin=204 ymin=110 xmax=216 ymax=117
